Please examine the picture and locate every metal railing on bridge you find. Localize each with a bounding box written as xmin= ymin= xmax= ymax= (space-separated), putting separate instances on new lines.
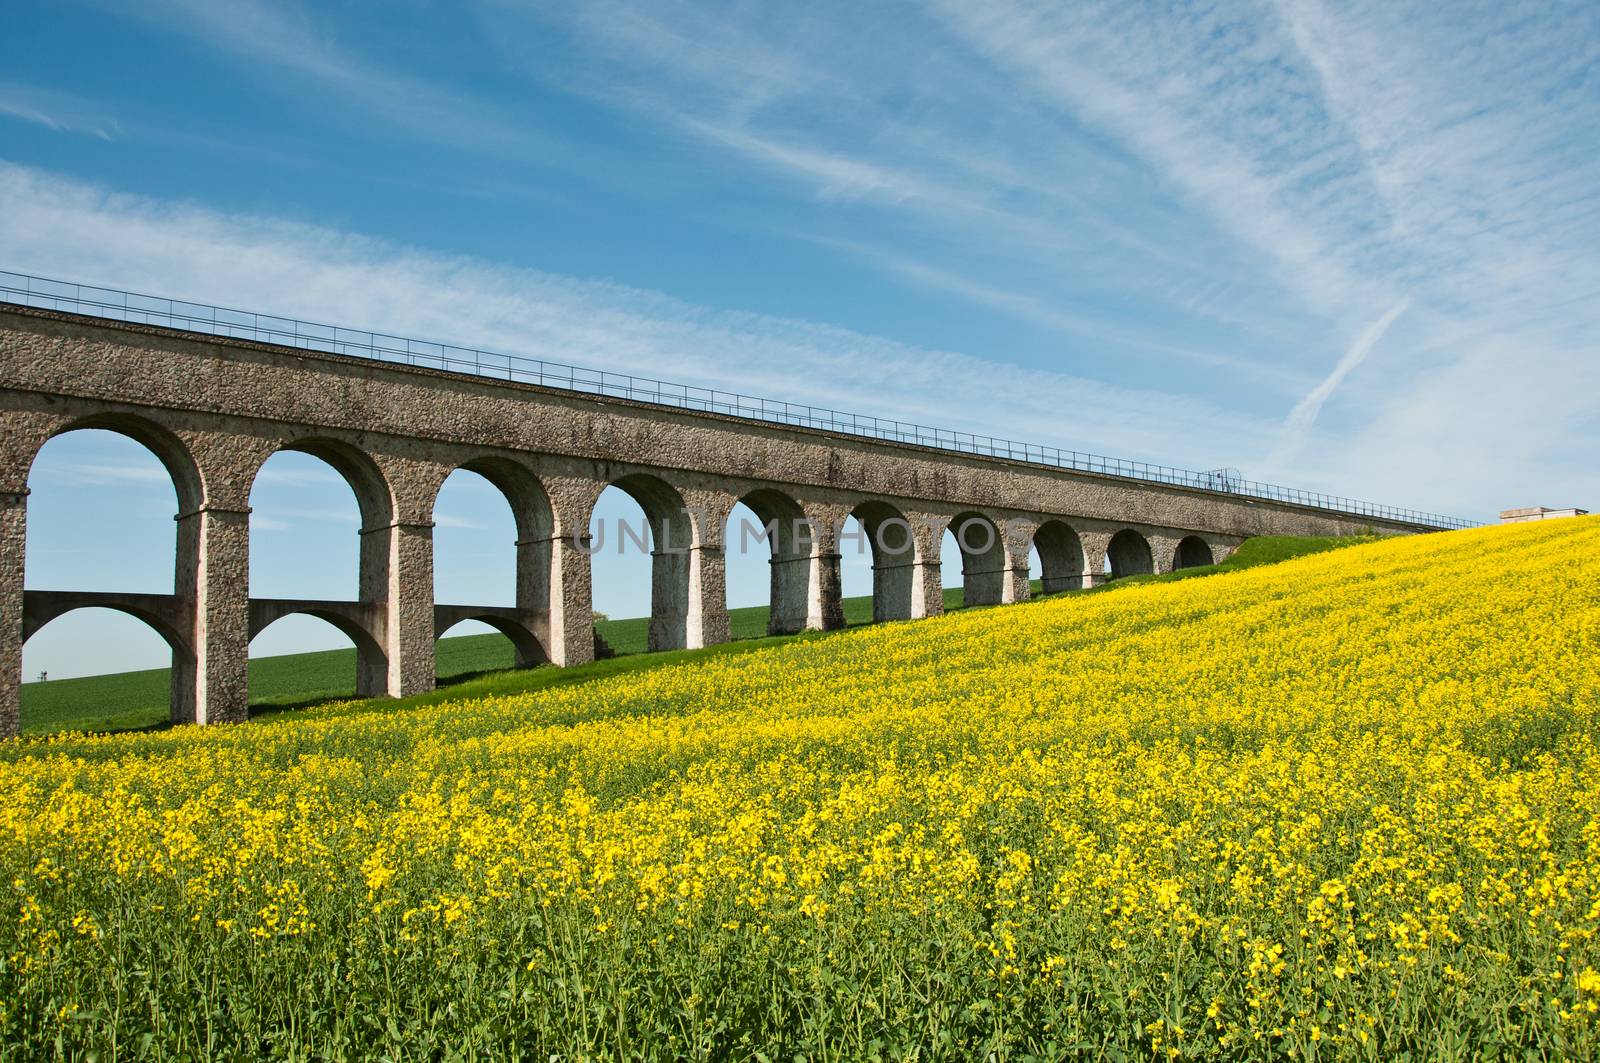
xmin=0 ymin=270 xmax=1479 ymax=531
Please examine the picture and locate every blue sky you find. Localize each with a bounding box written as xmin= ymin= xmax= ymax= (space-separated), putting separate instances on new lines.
xmin=4 ymin=0 xmax=1598 ymax=678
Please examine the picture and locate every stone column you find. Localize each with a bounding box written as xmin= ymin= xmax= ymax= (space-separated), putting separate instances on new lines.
xmin=767 ymin=551 xmax=812 ymax=634
xmin=547 ymin=530 xmax=596 ymax=666
xmin=514 ymin=532 xmax=552 ymax=668
xmin=360 ymin=519 xmax=436 ymax=698
xmin=1149 ymin=533 xmax=1182 ymax=576
xmin=174 ymin=505 xmax=251 ymax=724
xmin=1000 ymin=524 xmax=1034 ymax=605
xmin=800 ymin=503 xmax=848 ymax=631
xmin=1214 ymin=540 xmax=1240 ymax=563
xmin=1080 ymin=530 xmax=1112 ymax=588
xmin=682 ymin=491 xmax=733 ymax=650
xmin=907 ymin=512 xmax=946 ymax=620
xmin=648 ymin=543 xmax=691 ymax=651
xmin=811 ymin=549 xmax=845 ymax=630
xmin=686 ymin=543 xmax=730 ymax=649
xmin=0 ymin=489 xmax=25 ymax=738
xmin=542 ymin=475 xmax=604 ymax=667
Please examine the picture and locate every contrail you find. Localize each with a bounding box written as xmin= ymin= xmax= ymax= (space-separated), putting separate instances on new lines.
xmin=1270 ymin=298 xmax=1410 ymax=468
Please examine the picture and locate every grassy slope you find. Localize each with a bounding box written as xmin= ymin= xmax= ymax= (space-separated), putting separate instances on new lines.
xmin=19 ymin=534 xmax=1364 ymax=733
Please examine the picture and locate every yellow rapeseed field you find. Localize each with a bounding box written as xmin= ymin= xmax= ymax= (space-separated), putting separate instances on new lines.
xmin=3 ymin=517 xmax=1599 ymax=1059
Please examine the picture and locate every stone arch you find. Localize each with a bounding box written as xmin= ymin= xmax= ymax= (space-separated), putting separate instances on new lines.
xmin=1106 ymin=528 xmax=1154 ymax=579
xmin=23 ymin=595 xmax=188 ymax=651
xmin=24 ymin=416 xmax=201 ymax=601
xmin=22 ymin=599 xmax=194 ymax=725
xmin=434 ymin=613 xmax=546 ymax=676
xmin=604 ymin=472 xmax=694 ymax=652
xmin=945 ymin=510 xmax=1006 ymax=608
xmin=445 ymin=456 xmax=554 ymax=543
xmin=729 ymin=487 xmax=811 ymax=635
xmin=245 ymin=439 xmax=398 ymax=698
xmin=1174 ymin=535 xmax=1214 ymax=571
xmin=849 ymin=499 xmax=918 ymax=623
xmin=17 ymin=418 xmax=206 ymax=727
xmin=248 ymin=607 xmax=387 ymax=701
xmin=1032 ymin=520 xmax=1086 ymax=594
xmin=31 ymin=413 xmax=204 ymax=516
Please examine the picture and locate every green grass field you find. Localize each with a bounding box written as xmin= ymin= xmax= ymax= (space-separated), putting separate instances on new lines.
xmin=18 ymin=534 xmax=1365 ymax=733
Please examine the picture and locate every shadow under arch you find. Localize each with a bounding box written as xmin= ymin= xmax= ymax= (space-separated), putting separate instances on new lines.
xmin=1175 ymin=535 xmax=1214 ymax=570
xmin=849 ymin=499 xmax=917 ymax=623
xmin=945 ymin=510 xmax=1006 ymax=608
xmin=729 ymin=487 xmax=811 ymax=635
xmin=1106 ymin=528 xmax=1154 ymax=579
xmin=604 ymin=472 xmax=694 ymax=652
xmin=1032 ymin=520 xmax=1086 ymax=594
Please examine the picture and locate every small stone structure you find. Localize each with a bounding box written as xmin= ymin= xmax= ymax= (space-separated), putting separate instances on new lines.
xmin=1499 ymin=507 xmax=1589 ymax=523
xmin=0 ymin=305 xmax=1437 ymax=736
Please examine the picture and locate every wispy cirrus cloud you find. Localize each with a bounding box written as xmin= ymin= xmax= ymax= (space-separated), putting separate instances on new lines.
xmin=492 ymin=0 xmax=1600 ymax=513
xmin=55 ymin=463 xmax=173 ymax=488
xmin=0 ymin=81 xmax=118 ymax=141
xmin=79 ymin=0 xmax=565 ymax=160
xmin=0 ymin=160 xmax=1274 ymax=473
xmin=479 ymin=0 xmax=1304 ymax=375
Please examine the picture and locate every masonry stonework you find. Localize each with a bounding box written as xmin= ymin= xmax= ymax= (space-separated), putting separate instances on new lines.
xmin=0 ymin=306 xmax=1430 ymax=736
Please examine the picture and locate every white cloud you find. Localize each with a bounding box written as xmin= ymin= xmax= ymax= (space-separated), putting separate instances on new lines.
xmin=0 ymin=82 xmax=118 ymax=141
xmin=0 ymin=160 xmax=1274 ymax=474
xmin=492 ymin=0 xmax=1599 ymax=515
xmin=253 ymin=465 xmax=345 ymax=487
xmin=56 ymin=463 xmax=174 ymax=488
xmin=82 ymin=0 xmax=549 ymax=156
xmin=433 ymin=513 xmax=487 ymax=531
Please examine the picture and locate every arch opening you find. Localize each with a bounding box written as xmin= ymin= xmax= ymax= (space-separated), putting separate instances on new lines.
xmin=432 ymin=459 xmax=553 ymax=677
xmin=33 ymin=415 xmax=203 ymax=514
xmin=726 ymin=489 xmax=810 ymax=636
xmin=21 ymin=606 xmax=182 ymax=731
xmin=248 ymin=444 xmax=393 ymax=699
xmin=1106 ymin=529 xmax=1154 ymax=580
xmin=942 ymin=511 xmax=1005 ymax=609
xmin=847 ymin=500 xmax=916 ymax=623
xmin=1033 ymin=520 xmax=1086 ymax=594
xmin=1175 ymin=535 xmax=1214 ymax=571
xmin=248 ymin=443 xmax=390 ymax=607
xmin=26 ymin=426 xmax=193 ymax=597
xmin=248 ymin=611 xmax=384 ymax=711
xmin=21 ymin=426 xmax=199 ymax=726
xmin=434 ymin=617 xmax=543 ymax=685
xmin=591 ymin=473 xmax=693 ymax=653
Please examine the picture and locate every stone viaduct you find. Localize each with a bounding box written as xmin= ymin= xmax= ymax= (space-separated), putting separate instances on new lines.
xmin=0 ymin=303 xmax=1439 ymax=736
